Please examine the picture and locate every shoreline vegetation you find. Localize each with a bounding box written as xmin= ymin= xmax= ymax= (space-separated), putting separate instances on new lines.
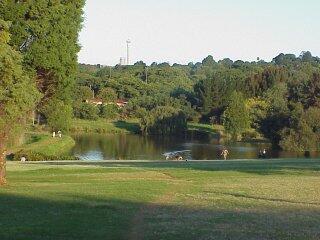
xmin=9 ymin=119 xmax=268 ymax=162
xmin=70 ymin=119 xmax=140 ymax=134
xmin=8 ymin=132 xmax=76 ymax=161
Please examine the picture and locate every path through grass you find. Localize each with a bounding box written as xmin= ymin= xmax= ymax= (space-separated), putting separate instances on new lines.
xmin=1 ymin=159 xmax=320 ymax=240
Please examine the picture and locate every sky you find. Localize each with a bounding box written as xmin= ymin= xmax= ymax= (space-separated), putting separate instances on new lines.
xmin=78 ymin=0 xmax=320 ymax=66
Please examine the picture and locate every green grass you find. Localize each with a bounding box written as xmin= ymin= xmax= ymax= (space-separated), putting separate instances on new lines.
xmin=188 ymin=122 xmax=266 ymax=142
xmin=188 ymin=122 xmax=224 ymax=136
xmin=70 ymin=119 xmax=140 ymax=134
xmin=1 ymin=159 xmax=320 ymax=239
xmin=11 ymin=132 xmax=75 ymax=156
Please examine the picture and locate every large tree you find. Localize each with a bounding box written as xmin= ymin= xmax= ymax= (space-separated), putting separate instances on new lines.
xmin=222 ymin=91 xmax=250 ymax=140
xmin=0 ymin=20 xmax=39 ymax=184
xmin=0 ymin=0 xmax=85 ymax=130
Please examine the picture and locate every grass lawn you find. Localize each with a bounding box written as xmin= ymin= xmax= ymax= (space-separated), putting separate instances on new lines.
xmin=10 ymin=132 xmax=75 ymax=156
xmin=70 ymin=119 xmax=140 ymax=134
xmin=1 ymin=159 xmax=320 ymax=240
xmin=188 ymin=122 xmax=224 ymax=136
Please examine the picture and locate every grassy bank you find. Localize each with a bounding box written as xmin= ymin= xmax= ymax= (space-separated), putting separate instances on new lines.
xmin=70 ymin=119 xmax=140 ymax=134
xmin=188 ymin=122 xmax=224 ymax=136
xmin=10 ymin=132 xmax=76 ymax=160
xmin=188 ymin=122 xmax=266 ymax=142
xmin=1 ymin=159 xmax=320 ymax=239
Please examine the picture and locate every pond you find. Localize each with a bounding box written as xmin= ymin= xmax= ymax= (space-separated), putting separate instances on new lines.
xmin=71 ymin=131 xmax=320 ymax=161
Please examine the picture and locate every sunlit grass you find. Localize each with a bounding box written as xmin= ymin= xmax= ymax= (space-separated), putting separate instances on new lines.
xmin=1 ymin=159 xmax=320 ymax=240
xmin=70 ymin=119 xmax=140 ymax=134
xmin=10 ymin=132 xmax=75 ymax=156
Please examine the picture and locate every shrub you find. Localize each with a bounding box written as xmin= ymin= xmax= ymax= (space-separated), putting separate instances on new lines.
xmin=73 ymin=103 xmax=99 ymax=120
xmin=43 ymin=99 xmax=73 ymax=131
xmin=99 ymin=104 xmax=119 ymax=119
xmin=13 ymin=150 xmax=78 ymax=161
xmin=139 ymin=106 xmax=187 ymax=135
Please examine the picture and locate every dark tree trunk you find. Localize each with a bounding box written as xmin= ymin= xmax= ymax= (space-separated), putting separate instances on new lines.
xmin=0 ymin=143 xmax=6 ymax=185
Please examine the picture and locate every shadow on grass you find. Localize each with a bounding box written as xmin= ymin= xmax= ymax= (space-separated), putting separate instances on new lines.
xmin=188 ymin=124 xmax=220 ymax=137
xmin=0 ymin=193 xmax=320 ymax=240
xmin=112 ymin=121 xmax=140 ymax=134
xmin=205 ymin=191 xmax=320 ymax=206
xmin=38 ymin=159 xmax=320 ymax=176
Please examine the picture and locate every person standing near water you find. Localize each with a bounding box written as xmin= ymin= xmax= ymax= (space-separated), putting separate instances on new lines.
xmin=221 ymin=149 xmax=229 ymax=160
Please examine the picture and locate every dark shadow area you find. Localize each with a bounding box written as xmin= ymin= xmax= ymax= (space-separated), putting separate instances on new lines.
xmin=188 ymin=124 xmax=220 ymax=136
xmin=112 ymin=121 xmax=140 ymax=134
xmin=205 ymin=191 xmax=320 ymax=206
xmin=0 ymin=193 xmax=319 ymax=240
xmin=37 ymin=159 xmax=320 ymax=176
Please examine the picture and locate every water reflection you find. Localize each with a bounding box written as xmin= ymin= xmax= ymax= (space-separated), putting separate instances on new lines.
xmin=71 ymin=131 xmax=320 ymax=161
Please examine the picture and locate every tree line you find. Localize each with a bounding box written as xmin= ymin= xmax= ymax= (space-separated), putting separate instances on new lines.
xmin=0 ymin=0 xmax=85 ymax=184
xmin=76 ymin=52 xmax=320 ymax=151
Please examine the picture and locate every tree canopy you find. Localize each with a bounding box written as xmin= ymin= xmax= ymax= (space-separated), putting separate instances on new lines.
xmin=0 ymin=19 xmax=40 ymax=184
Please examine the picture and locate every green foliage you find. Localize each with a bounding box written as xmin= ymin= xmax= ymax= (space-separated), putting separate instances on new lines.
xmin=0 ymin=19 xmax=40 ymax=148
xmin=280 ymin=107 xmax=320 ymax=151
xmin=13 ymin=150 xmax=77 ymax=161
xmin=43 ymin=98 xmax=73 ymax=131
xmin=97 ymin=88 xmax=118 ymax=103
xmin=74 ymin=86 xmax=94 ymax=102
xmin=139 ymin=106 xmax=187 ymax=135
xmin=222 ymin=92 xmax=250 ymax=139
xmin=99 ymin=104 xmax=119 ymax=120
xmin=1 ymin=0 xmax=85 ymax=130
xmin=78 ymin=51 xmax=320 ymax=149
xmin=73 ymin=103 xmax=99 ymax=121
xmin=246 ymin=98 xmax=268 ymax=129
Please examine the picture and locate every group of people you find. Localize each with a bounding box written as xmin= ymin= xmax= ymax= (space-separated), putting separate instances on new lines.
xmin=221 ymin=148 xmax=267 ymax=160
xmin=52 ymin=131 xmax=62 ymax=138
xmin=164 ymin=148 xmax=268 ymax=161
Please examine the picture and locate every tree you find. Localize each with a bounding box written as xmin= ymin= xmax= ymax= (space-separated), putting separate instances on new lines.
xmin=97 ymin=88 xmax=118 ymax=103
xmin=1 ymin=0 xmax=85 ymax=131
xmin=202 ymin=55 xmax=216 ymax=66
xmin=139 ymin=106 xmax=187 ymax=135
xmin=99 ymin=104 xmax=119 ymax=120
xmin=222 ymin=92 xmax=250 ymax=139
xmin=43 ymin=98 xmax=73 ymax=131
xmin=0 ymin=20 xmax=39 ymax=184
xmin=74 ymin=86 xmax=94 ymax=102
xmin=73 ymin=103 xmax=99 ymax=121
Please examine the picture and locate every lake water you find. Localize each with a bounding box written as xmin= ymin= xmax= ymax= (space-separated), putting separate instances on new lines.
xmin=71 ymin=131 xmax=320 ymax=161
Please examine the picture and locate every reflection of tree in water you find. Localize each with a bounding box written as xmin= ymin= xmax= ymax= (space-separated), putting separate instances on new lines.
xmin=72 ymin=134 xmax=164 ymax=160
xmin=72 ymin=132 xmax=320 ymax=160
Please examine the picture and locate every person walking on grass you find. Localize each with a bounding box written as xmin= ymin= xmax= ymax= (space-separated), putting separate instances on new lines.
xmin=221 ymin=148 xmax=229 ymax=160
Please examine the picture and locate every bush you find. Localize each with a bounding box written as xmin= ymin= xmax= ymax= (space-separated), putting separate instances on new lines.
xmin=43 ymin=99 xmax=73 ymax=131
xmin=73 ymin=103 xmax=99 ymax=120
xmin=140 ymin=106 xmax=187 ymax=135
xmin=13 ymin=150 xmax=78 ymax=161
xmin=242 ymin=130 xmax=259 ymax=140
xmin=99 ymin=104 xmax=119 ymax=119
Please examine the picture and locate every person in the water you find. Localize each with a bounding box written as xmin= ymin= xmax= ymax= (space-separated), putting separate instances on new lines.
xmin=221 ymin=149 xmax=229 ymax=160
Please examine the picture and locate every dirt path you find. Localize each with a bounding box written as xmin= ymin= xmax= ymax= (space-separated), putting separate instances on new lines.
xmin=128 ymin=172 xmax=192 ymax=240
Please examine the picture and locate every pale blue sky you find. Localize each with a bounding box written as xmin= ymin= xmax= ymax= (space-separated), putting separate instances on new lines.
xmin=78 ymin=0 xmax=320 ymax=65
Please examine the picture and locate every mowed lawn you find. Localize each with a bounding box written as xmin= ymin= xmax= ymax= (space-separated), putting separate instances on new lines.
xmin=1 ymin=159 xmax=320 ymax=240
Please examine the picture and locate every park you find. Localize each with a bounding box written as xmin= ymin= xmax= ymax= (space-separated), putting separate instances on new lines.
xmin=1 ymin=159 xmax=320 ymax=240
xmin=0 ymin=1 xmax=320 ymax=239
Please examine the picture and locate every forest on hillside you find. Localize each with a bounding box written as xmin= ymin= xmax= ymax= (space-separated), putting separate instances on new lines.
xmin=76 ymin=53 xmax=320 ymax=151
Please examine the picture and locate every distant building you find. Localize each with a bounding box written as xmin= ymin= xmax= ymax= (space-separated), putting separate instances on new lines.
xmin=116 ymin=99 xmax=128 ymax=108
xmin=86 ymin=98 xmax=103 ymax=105
xmin=85 ymin=98 xmax=128 ymax=108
